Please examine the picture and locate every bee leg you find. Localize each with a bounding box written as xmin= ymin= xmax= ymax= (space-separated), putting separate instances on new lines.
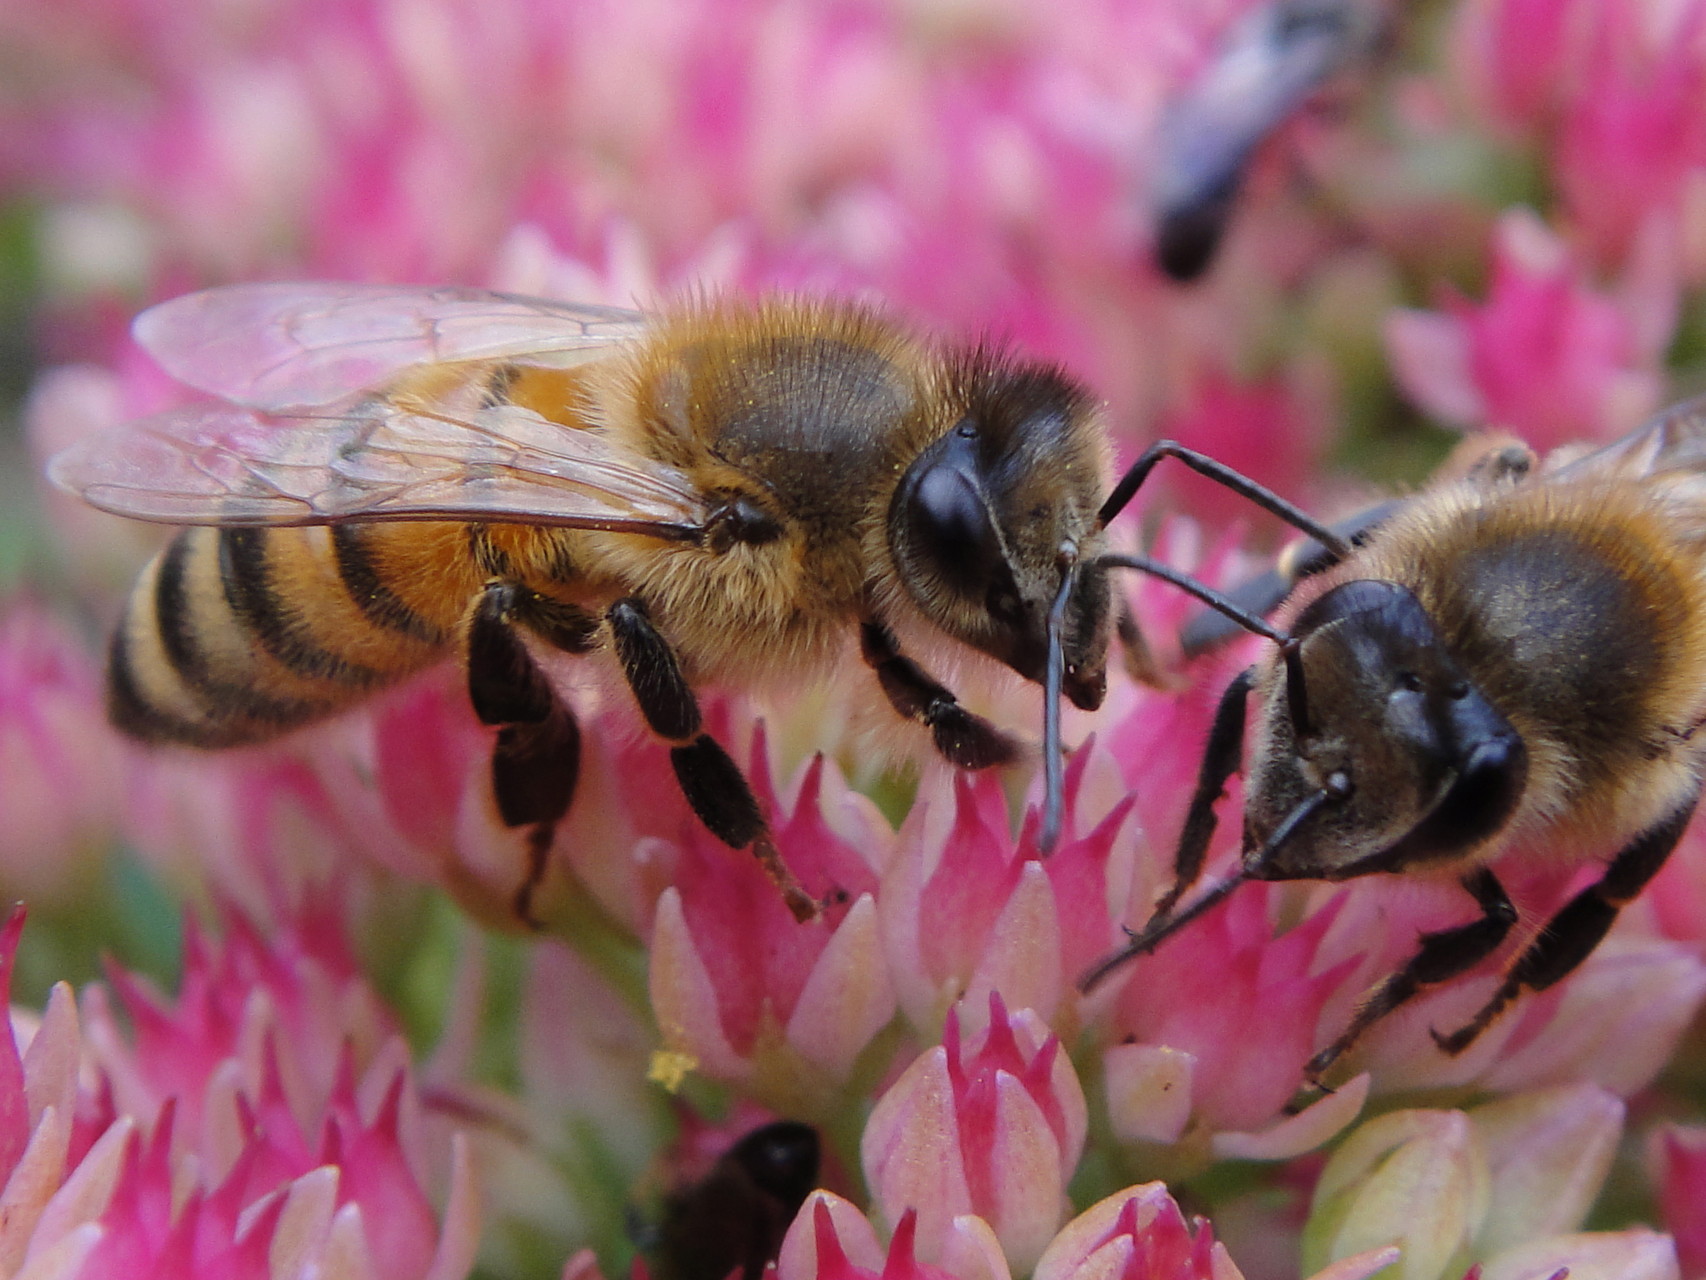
xmin=1432 ymin=798 xmax=1698 ymax=1058
xmin=1154 ymin=667 xmax=1254 ymax=918
xmin=859 ymin=621 xmax=1018 ymax=770
xmin=468 ymin=582 xmax=593 ymax=927
xmin=607 ymin=597 xmax=820 ymax=924
xmin=1303 ymin=867 xmax=1517 ymax=1087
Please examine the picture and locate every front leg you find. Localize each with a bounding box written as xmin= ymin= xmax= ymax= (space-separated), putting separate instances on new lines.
xmin=1432 ymin=799 xmax=1698 ymax=1057
xmin=608 ymin=597 xmax=819 ymax=923
xmin=859 ymin=621 xmax=1017 ymax=769
xmin=1306 ymin=867 xmax=1517 ymax=1085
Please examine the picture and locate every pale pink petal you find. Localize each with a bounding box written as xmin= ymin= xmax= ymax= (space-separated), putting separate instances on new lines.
xmin=940 ymin=1214 xmax=1014 ymax=1280
xmin=266 ymin=1165 xmax=340 ymax=1280
xmin=861 ymin=1048 xmax=972 ymax=1234
xmin=982 ymin=1073 xmax=1068 ymax=1272
xmin=1478 ymin=1229 xmax=1678 ymax=1280
xmin=1104 ymin=1044 xmax=1195 ymax=1146
xmin=776 ymin=1192 xmax=885 ymax=1280
xmin=0 ymin=1107 xmax=72 ymax=1272
xmin=966 ymin=865 xmax=1064 ymax=1029
xmin=1470 ymin=1084 xmax=1623 ymax=1255
xmin=1304 ymin=1247 xmax=1403 ymax=1280
xmin=1212 ymin=1074 xmax=1369 ymax=1162
xmin=1481 ymin=939 xmax=1706 ymax=1096
xmin=1305 ymin=1110 xmax=1488 ymax=1280
xmin=1384 ymin=308 xmax=1482 ymax=425
xmin=647 ymin=888 xmax=746 ymax=1082
xmin=13 ymin=1223 xmax=103 ymax=1280
xmin=24 ymin=1117 xmax=133 ymax=1261
xmin=22 ymin=985 xmax=82 ymax=1129
xmin=421 ymin=1135 xmax=481 ymax=1280
xmin=783 ymin=893 xmax=896 ymax=1082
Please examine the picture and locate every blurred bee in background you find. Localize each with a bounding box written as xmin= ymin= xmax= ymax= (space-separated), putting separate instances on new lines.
xmin=50 ymin=283 xmax=1134 ymax=923
xmin=1080 ymin=401 xmax=1706 ymax=1084
xmin=646 ymin=1120 xmax=820 ymax=1280
xmin=1151 ymin=0 xmax=1387 ymax=281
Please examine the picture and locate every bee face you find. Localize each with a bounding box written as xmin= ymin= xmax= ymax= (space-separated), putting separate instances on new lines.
xmin=886 ymin=358 xmax=1111 ymax=710
xmin=1245 ymin=579 xmax=1528 ymax=881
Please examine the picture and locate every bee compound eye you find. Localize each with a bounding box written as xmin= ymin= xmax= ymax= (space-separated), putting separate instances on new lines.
xmin=896 ymin=436 xmax=1007 ymax=601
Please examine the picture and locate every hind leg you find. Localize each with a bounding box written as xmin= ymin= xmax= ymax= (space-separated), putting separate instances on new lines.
xmin=467 ymin=582 xmax=600 ymax=926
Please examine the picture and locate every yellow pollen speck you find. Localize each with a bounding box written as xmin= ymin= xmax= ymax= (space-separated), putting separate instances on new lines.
xmin=648 ymin=1049 xmax=699 ymax=1092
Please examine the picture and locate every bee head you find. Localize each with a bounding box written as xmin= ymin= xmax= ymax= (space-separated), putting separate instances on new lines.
xmin=1244 ymin=579 xmax=1527 ymax=881
xmin=888 ymin=356 xmax=1110 ymax=710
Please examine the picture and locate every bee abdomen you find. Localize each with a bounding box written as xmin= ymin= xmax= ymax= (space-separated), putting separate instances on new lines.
xmin=109 ymin=524 xmax=452 ymax=747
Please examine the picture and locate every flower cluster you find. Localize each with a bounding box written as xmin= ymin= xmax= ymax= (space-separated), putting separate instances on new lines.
xmin=7 ymin=0 xmax=1706 ymax=1277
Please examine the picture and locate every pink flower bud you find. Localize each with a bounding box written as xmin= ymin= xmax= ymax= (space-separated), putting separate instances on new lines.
xmin=0 ymin=601 xmax=121 ymax=903
xmin=862 ymin=994 xmax=1086 ymax=1273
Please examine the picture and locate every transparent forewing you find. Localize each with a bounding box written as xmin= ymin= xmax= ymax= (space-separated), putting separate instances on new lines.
xmin=133 ymin=283 xmax=650 ymax=412
xmin=48 ymin=400 xmax=711 ymax=534
xmin=1550 ymin=395 xmax=1706 ymax=483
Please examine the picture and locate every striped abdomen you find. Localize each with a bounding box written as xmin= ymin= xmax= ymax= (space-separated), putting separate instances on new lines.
xmin=110 ymin=521 xmax=480 ymax=747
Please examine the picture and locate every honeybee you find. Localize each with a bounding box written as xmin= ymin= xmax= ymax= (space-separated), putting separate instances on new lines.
xmin=1080 ymin=401 xmax=1706 ymax=1083
xmin=1152 ymin=0 xmax=1385 ymax=280
xmin=49 ymin=283 xmax=1128 ymax=922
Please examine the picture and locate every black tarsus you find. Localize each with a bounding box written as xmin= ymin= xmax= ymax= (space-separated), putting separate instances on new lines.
xmin=1431 ymin=798 xmax=1699 ymax=1057
xmin=1304 ymin=866 xmax=1517 ymax=1084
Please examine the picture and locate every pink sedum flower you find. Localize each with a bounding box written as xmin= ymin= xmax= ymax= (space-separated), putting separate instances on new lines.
xmin=861 ymin=993 xmax=1086 ymax=1275
xmin=1451 ymin=0 xmax=1590 ymax=136
xmin=1655 ymin=1125 xmax=1706 ymax=1280
xmin=1553 ymin=0 xmax=1706 ymax=273
xmin=880 ymin=758 xmax=1139 ymax=1036
xmin=1035 ymin=1183 xmax=1400 ymax=1280
xmin=1385 ymin=207 xmax=1667 ymax=450
xmin=0 ymin=600 xmax=120 ymax=905
xmin=776 ymin=1194 xmax=1011 ymax=1280
xmin=0 ymin=904 xmax=479 ymax=1280
xmin=648 ymin=725 xmax=895 ymax=1095
xmin=1100 ymin=885 xmax=1359 ymax=1141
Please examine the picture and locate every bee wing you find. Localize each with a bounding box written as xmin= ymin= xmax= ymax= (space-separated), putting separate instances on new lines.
xmin=1549 ymin=395 xmax=1706 ymax=483
xmin=47 ymin=400 xmax=712 ymax=535
xmin=134 ymin=283 xmax=650 ymax=412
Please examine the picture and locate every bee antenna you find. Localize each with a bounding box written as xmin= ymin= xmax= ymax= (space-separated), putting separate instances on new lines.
xmin=1077 ymin=784 xmax=1333 ymax=994
xmin=1039 ymin=553 xmax=1080 ymax=854
xmin=1096 ymin=553 xmax=1292 ymax=647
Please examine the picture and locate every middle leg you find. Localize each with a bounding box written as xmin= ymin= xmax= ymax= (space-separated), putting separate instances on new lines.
xmin=466 ymin=581 xmax=599 ymax=926
xmin=608 ymin=597 xmax=820 ymax=923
